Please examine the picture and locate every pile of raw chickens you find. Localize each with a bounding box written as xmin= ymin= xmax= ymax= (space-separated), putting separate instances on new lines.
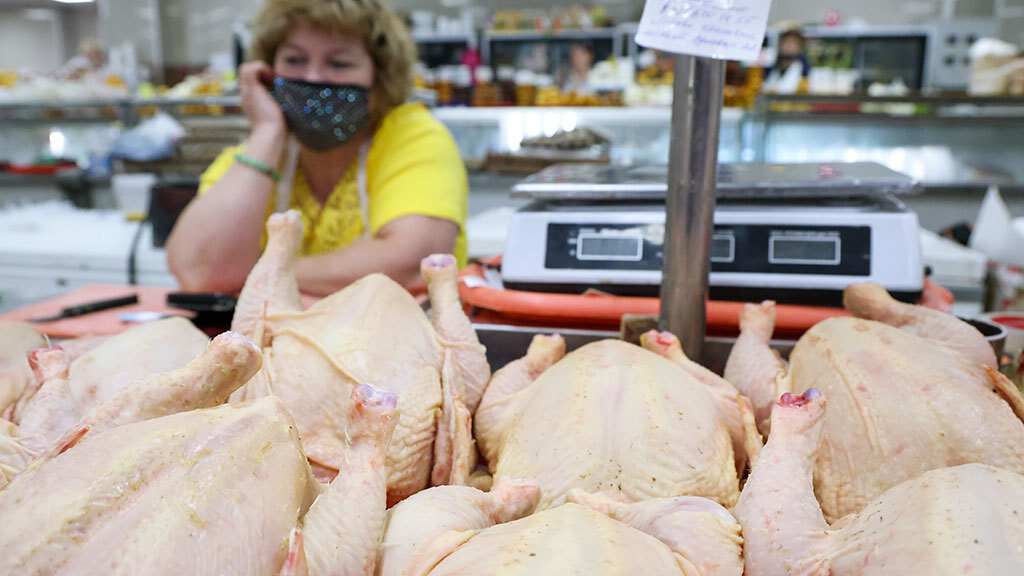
xmin=2 ymin=210 xmax=1024 ymax=575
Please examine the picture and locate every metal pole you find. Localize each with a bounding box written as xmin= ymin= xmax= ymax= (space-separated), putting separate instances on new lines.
xmin=659 ymin=55 xmax=725 ymax=359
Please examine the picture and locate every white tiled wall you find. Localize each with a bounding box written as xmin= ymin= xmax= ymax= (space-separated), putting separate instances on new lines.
xmin=0 ymin=8 xmax=65 ymax=73
xmin=1 ymin=0 xmax=1022 ymax=77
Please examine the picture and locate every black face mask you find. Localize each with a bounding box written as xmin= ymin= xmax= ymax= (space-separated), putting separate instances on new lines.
xmin=270 ymin=77 xmax=371 ymax=151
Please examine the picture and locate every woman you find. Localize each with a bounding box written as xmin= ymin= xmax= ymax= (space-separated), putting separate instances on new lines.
xmin=561 ymin=41 xmax=595 ymax=95
xmin=166 ymin=0 xmax=467 ymax=296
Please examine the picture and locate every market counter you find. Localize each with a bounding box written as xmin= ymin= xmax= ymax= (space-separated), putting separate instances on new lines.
xmin=0 ymin=284 xmax=187 ymax=339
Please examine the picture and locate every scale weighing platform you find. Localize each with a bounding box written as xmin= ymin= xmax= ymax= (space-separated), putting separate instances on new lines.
xmin=501 ymin=162 xmax=925 ymax=305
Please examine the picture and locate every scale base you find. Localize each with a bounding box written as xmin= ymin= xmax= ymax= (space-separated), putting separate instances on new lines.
xmin=502 ymin=281 xmax=923 ymax=307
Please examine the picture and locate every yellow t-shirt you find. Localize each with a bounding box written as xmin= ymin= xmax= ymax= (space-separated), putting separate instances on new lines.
xmin=198 ymin=102 xmax=468 ymax=266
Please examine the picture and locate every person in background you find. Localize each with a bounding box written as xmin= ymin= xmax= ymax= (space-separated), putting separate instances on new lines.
xmin=772 ymin=28 xmax=811 ymax=78
xmin=59 ymin=39 xmax=107 ymax=80
xmin=166 ymin=0 xmax=468 ymax=297
xmin=762 ymin=27 xmax=811 ymax=94
xmin=562 ymin=41 xmax=595 ymax=94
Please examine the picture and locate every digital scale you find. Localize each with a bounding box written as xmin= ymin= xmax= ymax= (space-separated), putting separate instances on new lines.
xmin=501 ymin=162 xmax=925 ymax=305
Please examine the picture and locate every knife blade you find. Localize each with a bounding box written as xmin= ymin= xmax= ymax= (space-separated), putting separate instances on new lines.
xmin=29 ymin=294 xmax=140 ymax=323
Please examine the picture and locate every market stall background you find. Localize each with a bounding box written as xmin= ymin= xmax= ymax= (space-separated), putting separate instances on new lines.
xmin=1 ymin=0 xmax=1024 ymax=320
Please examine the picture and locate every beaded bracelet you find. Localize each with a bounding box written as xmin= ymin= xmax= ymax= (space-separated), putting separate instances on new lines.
xmin=234 ymin=153 xmax=281 ymax=182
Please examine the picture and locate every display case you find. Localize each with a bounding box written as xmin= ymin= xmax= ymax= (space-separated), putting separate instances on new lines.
xmin=750 ymin=94 xmax=1024 ymax=185
xmin=766 ymin=20 xmax=1000 ymax=92
xmin=434 ymin=106 xmax=747 ymax=169
xmin=4 ymin=93 xmax=1024 ymax=228
xmin=747 ymin=93 xmax=1024 ymax=229
xmin=414 ymin=31 xmax=476 ymax=69
xmin=481 ymin=28 xmax=621 ymax=82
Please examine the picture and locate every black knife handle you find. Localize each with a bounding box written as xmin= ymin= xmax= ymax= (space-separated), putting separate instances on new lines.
xmin=60 ymin=294 xmax=139 ymax=318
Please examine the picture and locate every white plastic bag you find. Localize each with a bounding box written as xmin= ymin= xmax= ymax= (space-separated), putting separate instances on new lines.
xmin=110 ymin=112 xmax=185 ymax=162
xmin=969 ymin=186 xmax=1024 ymax=269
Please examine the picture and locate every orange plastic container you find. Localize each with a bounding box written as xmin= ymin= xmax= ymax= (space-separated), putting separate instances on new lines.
xmin=457 ymin=257 xmax=952 ymax=339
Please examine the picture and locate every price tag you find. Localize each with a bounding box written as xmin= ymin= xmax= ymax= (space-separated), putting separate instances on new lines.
xmin=635 ymin=0 xmax=773 ymax=61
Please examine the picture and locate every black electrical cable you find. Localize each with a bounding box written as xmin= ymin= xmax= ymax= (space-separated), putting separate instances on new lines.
xmin=127 ymin=218 xmax=145 ymax=286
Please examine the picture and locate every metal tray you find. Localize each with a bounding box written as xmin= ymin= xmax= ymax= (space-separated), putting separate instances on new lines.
xmin=473 ymin=317 xmax=1007 ymax=373
xmin=511 ymin=161 xmax=921 ymax=201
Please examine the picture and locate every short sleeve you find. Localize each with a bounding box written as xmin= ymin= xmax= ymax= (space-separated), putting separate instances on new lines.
xmin=365 ymin=104 xmax=467 ymax=236
xmin=198 ymin=144 xmax=245 ymax=195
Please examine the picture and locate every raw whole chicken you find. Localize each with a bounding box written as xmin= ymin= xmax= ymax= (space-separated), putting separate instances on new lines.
xmin=6 ymin=316 xmax=210 ymax=430
xmin=229 ymin=211 xmax=489 ymax=503
xmin=0 ymin=331 xmax=261 ymax=483
xmin=737 ymin=388 xmax=1024 ymax=575
xmin=725 ymin=283 xmax=1024 ymax=520
xmin=383 ymin=486 xmax=742 ymax=575
xmin=475 ymin=333 xmax=760 ymax=511
xmin=0 ymin=321 xmax=46 ymax=418
xmin=0 ymin=331 xmax=401 ymax=576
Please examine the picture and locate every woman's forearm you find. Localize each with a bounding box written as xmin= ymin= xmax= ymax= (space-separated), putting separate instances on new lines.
xmin=293 ymin=216 xmax=458 ymax=296
xmin=293 ymin=238 xmax=422 ymax=296
xmin=166 ymin=127 xmax=285 ymax=292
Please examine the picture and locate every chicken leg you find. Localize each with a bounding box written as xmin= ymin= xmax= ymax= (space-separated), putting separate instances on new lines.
xmin=735 ymin=389 xmax=830 ymax=576
xmin=67 ymin=316 xmax=210 ymax=410
xmin=723 ymin=301 xmax=789 ymax=434
xmin=844 ymin=282 xmax=996 ymax=369
xmin=421 ymin=254 xmax=490 ymax=412
xmin=81 ymin=331 xmax=261 ymax=433
xmin=302 ymin=384 xmax=398 ymax=576
xmin=430 ymin=350 xmax=475 ymax=487
xmin=474 ymin=334 xmax=565 ymax=468
xmin=16 ymin=347 xmax=78 ymax=452
xmin=229 ymin=211 xmax=304 ymax=404
xmin=232 ymin=210 xmax=304 ymax=346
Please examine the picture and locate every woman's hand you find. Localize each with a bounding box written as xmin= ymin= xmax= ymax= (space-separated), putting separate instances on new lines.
xmin=239 ymin=61 xmax=286 ymax=137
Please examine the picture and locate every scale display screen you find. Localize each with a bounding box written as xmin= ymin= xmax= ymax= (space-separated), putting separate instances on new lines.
xmin=769 ymin=234 xmax=841 ymax=265
xmin=711 ymin=233 xmax=735 ymax=263
xmin=576 ymin=234 xmax=643 ymax=261
xmin=545 ymin=223 xmax=869 ymax=275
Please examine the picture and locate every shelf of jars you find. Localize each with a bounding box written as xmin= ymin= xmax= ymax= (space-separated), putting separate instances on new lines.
xmin=755 ymin=93 xmax=1024 ymax=119
xmin=5 ymin=93 xmax=1024 ymax=187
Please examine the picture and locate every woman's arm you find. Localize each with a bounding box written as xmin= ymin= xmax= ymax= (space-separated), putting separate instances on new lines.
xmin=165 ymin=62 xmax=287 ymax=293
xmin=165 ymin=127 xmax=283 ymax=293
xmin=293 ymin=214 xmax=458 ymax=296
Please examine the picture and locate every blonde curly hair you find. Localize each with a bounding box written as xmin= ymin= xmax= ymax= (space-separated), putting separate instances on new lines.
xmin=250 ymin=0 xmax=416 ymax=123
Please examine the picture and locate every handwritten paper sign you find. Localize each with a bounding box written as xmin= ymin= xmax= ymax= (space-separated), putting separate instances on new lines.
xmin=635 ymin=0 xmax=772 ymax=62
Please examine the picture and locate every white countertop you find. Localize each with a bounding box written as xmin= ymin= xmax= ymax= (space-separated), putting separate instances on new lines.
xmin=0 ymin=201 xmax=176 ymax=313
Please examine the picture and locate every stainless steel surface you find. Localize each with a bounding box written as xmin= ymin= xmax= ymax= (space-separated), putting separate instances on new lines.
xmin=659 ymin=55 xmax=725 ymax=359
xmin=473 ymin=324 xmax=618 ymax=370
xmin=964 ymin=317 xmax=1008 ymax=361
xmin=472 ymin=319 xmax=1007 ymax=374
xmin=716 ymin=162 xmax=920 ymax=197
xmin=512 ymin=164 xmax=667 ymax=199
xmin=510 ymin=161 xmax=920 ymax=200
